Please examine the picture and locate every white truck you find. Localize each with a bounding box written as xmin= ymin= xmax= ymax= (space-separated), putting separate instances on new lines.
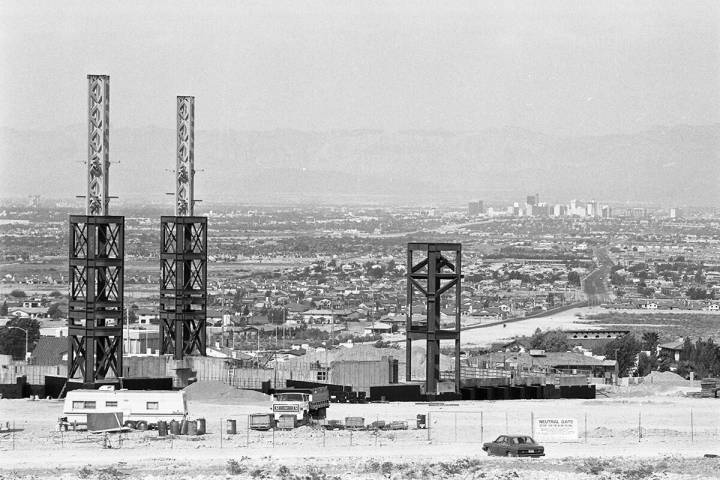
xmin=59 ymin=386 xmax=187 ymax=430
xmin=271 ymin=387 xmax=329 ymax=426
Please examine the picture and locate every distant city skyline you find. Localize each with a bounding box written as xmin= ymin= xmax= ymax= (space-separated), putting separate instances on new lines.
xmin=1 ymin=1 xmax=718 ymax=205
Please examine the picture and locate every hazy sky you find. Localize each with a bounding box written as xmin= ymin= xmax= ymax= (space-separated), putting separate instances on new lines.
xmin=1 ymin=0 xmax=718 ymax=136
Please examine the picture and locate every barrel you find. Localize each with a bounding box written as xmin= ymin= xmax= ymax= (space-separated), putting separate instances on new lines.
xmin=187 ymin=420 xmax=198 ymax=436
xmin=157 ymin=421 xmax=168 ymax=437
xmin=226 ymin=419 xmax=237 ymax=435
xmin=180 ymin=419 xmax=189 ymax=435
xmin=196 ymin=418 xmax=206 ymax=435
xmin=169 ymin=420 xmax=180 ymax=435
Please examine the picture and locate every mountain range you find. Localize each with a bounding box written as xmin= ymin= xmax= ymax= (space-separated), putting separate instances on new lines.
xmin=1 ymin=124 xmax=718 ymax=206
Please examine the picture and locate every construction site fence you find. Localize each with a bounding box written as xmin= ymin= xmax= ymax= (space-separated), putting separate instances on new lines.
xmin=4 ymin=406 xmax=719 ymax=452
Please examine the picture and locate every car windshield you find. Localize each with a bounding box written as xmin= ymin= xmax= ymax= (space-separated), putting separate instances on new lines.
xmin=275 ymin=393 xmax=306 ymax=402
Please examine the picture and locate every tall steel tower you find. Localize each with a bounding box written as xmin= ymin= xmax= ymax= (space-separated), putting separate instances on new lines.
xmin=159 ymin=96 xmax=208 ymax=359
xmin=68 ymin=75 xmax=124 ymax=382
xmin=406 ymin=243 xmax=462 ymax=396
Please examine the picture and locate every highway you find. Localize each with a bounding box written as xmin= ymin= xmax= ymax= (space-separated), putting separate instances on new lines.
xmin=583 ymin=246 xmax=614 ymax=306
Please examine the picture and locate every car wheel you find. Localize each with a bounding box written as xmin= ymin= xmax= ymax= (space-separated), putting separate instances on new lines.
xmin=506 ymin=451 xmax=516 ymax=457
xmin=136 ymin=421 xmax=148 ymax=431
xmin=124 ymin=420 xmax=136 ymax=429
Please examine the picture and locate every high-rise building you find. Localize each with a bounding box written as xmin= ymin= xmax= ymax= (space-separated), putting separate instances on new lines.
xmin=601 ymin=205 xmax=612 ymax=218
xmin=669 ymin=207 xmax=682 ymax=219
xmin=586 ymin=200 xmax=598 ymax=217
xmin=468 ymin=200 xmax=484 ymax=216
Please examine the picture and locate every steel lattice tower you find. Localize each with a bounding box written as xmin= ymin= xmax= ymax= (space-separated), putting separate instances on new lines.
xmin=406 ymin=243 xmax=462 ymax=396
xmin=159 ymin=96 xmax=208 ymax=359
xmin=68 ymin=75 xmax=124 ymax=382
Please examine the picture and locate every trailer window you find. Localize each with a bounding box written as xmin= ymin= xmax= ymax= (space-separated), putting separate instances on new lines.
xmin=84 ymin=401 xmax=96 ymax=409
xmin=146 ymin=402 xmax=159 ymax=410
xmin=72 ymin=401 xmax=84 ymax=409
xmin=105 ymin=401 xmax=118 ymax=408
xmin=316 ymin=371 xmax=328 ymax=381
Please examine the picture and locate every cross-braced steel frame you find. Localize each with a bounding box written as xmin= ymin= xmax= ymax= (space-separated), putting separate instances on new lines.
xmin=406 ymin=242 xmax=462 ymax=396
xmin=159 ymin=216 xmax=207 ymax=359
xmin=68 ymin=215 xmax=124 ymax=381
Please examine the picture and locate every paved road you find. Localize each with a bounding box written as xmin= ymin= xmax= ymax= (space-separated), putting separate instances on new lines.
xmin=583 ymin=246 xmax=614 ymax=305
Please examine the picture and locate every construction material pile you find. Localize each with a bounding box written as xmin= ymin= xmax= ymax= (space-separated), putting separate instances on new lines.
xmin=643 ymin=371 xmax=691 ymax=385
xmin=183 ymin=381 xmax=270 ymax=403
xmin=615 ymin=371 xmax=695 ymax=397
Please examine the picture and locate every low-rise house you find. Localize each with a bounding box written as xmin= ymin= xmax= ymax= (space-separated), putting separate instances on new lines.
xmin=363 ymin=322 xmax=393 ymax=335
xmin=658 ymin=339 xmax=684 ymax=363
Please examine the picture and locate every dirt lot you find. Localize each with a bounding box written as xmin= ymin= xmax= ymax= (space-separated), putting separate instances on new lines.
xmin=2 ymin=393 xmax=720 ymax=479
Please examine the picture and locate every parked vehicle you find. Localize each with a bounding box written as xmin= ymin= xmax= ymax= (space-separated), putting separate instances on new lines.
xmin=59 ymin=386 xmax=187 ymax=430
xmin=482 ymin=435 xmax=545 ymax=457
xmin=270 ymin=387 xmax=329 ymax=425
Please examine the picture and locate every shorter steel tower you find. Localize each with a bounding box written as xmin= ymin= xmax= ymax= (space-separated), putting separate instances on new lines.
xmin=68 ymin=75 xmax=124 ymax=382
xmin=159 ymin=96 xmax=208 ymax=359
xmin=406 ymin=242 xmax=462 ymax=395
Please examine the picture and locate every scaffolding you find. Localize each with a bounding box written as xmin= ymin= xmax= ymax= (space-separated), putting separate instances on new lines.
xmin=159 ymin=96 xmax=208 ymax=359
xmin=406 ymin=242 xmax=462 ymax=395
xmin=68 ymin=75 xmax=124 ymax=382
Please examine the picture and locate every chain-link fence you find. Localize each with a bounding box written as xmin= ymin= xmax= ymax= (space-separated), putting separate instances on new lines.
xmin=427 ymin=407 xmax=720 ymax=444
xmin=3 ymin=406 xmax=719 ymax=452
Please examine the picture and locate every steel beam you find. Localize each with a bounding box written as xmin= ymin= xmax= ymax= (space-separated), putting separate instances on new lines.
xmin=405 ymin=242 xmax=462 ymax=396
xmin=68 ymin=215 xmax=124 ymax=381
xmin=159 ymin=216 xmax=207 ymax=359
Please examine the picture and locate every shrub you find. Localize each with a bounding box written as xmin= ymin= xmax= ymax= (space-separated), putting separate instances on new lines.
xmin=77 ymin=466 xmax=93 ymax=479
xmin=227 ymin=459 xmax=245 ymax=475
xmin=577 ymin=458 xmax=612 ymax=475
xmin=278 ymin=465 xmax=293 ymax=480
xmin=96 ymin=466 xmax=124 ymax=480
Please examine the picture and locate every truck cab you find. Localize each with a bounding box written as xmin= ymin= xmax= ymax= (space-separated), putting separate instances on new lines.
xmin=270 ymin=387 xmax=329 ymax=424
xmin=271 ymin=392 xmax=311 ymax=423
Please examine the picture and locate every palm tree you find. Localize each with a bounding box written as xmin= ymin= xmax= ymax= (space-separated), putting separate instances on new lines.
xmin=641 ymin=331 xmax=660 ymax=352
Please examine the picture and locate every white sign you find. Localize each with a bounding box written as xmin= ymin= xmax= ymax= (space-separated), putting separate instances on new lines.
xmin=534 ymin=418 xmax=578 ymax=442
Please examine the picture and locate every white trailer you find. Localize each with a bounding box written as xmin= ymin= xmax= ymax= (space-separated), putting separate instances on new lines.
xmin=60 ymin=386 xmax=187 ymax=430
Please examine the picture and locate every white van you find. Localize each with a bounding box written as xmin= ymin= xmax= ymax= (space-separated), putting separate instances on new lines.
xmin=60 ymin=386 xmax=187 ymax=430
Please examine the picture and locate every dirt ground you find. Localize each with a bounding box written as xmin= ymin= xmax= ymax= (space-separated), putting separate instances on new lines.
xmin=2 ymin=392 xmax=720 ymax=479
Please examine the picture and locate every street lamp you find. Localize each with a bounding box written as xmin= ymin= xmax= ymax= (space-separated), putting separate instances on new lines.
xmin=8 ymin=326 xmax=29 ymax=361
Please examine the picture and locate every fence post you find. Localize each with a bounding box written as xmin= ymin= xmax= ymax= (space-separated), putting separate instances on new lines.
xmin=246 ymin=415 xmax=250 ymax=447
xmin=220 ymin=419 xmax=223 ymax=449
xmin=323 ymin=426 xmax=326 ymax=448
xmin=454 ymin=412 xmax=458 ymax=443
xmin=638 ymin=411 xmax=642 ymax=442
xmin=690 ymin=409 xmax=694 ymax=443
xmin=530 ymin=411 xmax=534 ymax=438
xmin=427 ymin=412 xmax=431 ymax=443
xmin=12 ymin=420 xmax=15 ymax=450
xmin=350 ymin=428 xmax=353 ymax=447
xmin=480 ymin=411 xmax=484 ymax=444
